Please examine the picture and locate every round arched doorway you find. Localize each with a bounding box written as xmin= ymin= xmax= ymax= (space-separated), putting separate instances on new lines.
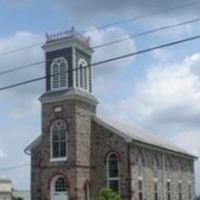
xmin=51 ymin=175 xmax=68 ymax=200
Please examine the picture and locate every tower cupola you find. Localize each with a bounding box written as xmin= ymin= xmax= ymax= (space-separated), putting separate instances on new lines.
xmin=40 ymin=27 xmax=98 ymax=106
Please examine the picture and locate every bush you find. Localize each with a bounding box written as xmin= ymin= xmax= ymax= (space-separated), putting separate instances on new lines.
xmin=94 ymin=188 xmax=119 ymax=200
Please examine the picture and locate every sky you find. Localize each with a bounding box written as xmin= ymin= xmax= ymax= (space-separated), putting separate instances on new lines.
xmin=0 ymin=0 xmax=200 ymax=195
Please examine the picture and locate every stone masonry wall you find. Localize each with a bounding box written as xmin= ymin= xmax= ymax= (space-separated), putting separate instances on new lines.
xmin=31 ymin=98 xmax=96 ymax=200
xmin=90 ymin=120 xmax=196 ymax=200
xmin=31 ymin=99 xmax=196 ymax=200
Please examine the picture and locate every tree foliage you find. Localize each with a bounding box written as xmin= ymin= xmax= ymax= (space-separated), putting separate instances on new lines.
xmin=13 ymin=197 xmax=23 ymax=200
xmin=196 ymin=196 xmax=200 ymax=200
xmin=94 ymin=188 xmax=120 ymax=200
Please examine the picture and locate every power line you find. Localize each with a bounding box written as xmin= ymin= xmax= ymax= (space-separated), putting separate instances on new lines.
xmin=92 ymin=17 xmax=200 ymax=49
xmin=0 ymin=0 xmax=200 ymax=58
xmin=90 ymin=0 xmax=200 ymax=30
xmin=1 ymin=16 xmax=200 ymax=76
xmin=0 ymin=33 xmax=200 ymax=91
xmin=0 ymin=164 xmax=30 ymax=171
xmin=0 ymin=42 xmax=42 ymax=57
xmin=0 ymin=61 xmax=44 ymax=76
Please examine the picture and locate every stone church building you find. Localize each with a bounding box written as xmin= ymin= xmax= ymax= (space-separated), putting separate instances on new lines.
xmin=25 ymin=27 xmax=197 ymax=200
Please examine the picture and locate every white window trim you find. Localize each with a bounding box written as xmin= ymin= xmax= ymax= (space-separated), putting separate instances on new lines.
xmin=138 ymin=177 xmax=144 ymax=200
xmin=85 ymin=182 xmax=90 ymax=200
xmin=50 ymin=175 xmax=68 ymax=200
xmin=154 ymin=179 xmax=159 ymax=200
xmin=50 ymin=57 xmax=68 ymax=91
xmin=77 ymin=58 xmax=89 ymax=91
xmin=50 ymin=157 xmax=68 ymax=162
xmin=50 ymin=120 xmax=68 ymax=162
xmin=166 ymin=179 xmax=171 ymax=200
xmin=106 ymin=152 xmax=120 ymax=194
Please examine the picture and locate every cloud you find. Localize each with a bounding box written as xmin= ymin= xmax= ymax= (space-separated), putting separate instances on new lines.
xmin=96 ymin=52 xmax=200 ymax=194
xmin=0 ymin=27 xmax=135 ymax=118
xmin=101 ymin=53 xmax=200 ymax=129
xmin=85 ymin=27 xmax=136 ymax=77
xmin=0 ymin=31 xmax=44 ymax=118
xmin=0 ymin=150 xmax=6 ymax=159
xmin=55 ymin=0 xmax=200 ymax=25
xmin=171 ymin=132 xmax=200 ymax=156
xmin=171 ymin=132 xmax=200 ymax=193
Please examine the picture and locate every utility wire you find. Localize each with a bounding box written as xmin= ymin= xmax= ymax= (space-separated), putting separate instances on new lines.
xmin=0 ymin=164 xmax=30 ymax=171
xmin=0 ymin=61 xmax=44 ymax=76
xmin=0 ymin=0 xmax=200 ymax=57
xmin=0 ymin=42 xmax=42 ymax=57
xmin=92 ymin=17 xmax=200 ymax=49
xmin=89 ymin=0 xmax=200 ymax=31
xmin=1 ymin=16 xmax=200 ymax=76
xmin=1 ymin=33 xmax=200 ymax=91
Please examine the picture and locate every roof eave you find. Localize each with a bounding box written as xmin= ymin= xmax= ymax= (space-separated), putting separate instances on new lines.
xmin=131 ymin=139 xmax=198 ymax=160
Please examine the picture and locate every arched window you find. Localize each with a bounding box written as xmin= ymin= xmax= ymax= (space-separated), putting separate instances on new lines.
xmin=51 ymin=120 xmax=68 ymax=160
xmin=84 ymin=181 xmax=90 ymax=200
xmin=178 ymin=159 xmax=183 ymax=172
xmin=137 ymin=152 xmax=144 ymax=200
xmin=138 ymin=178 xmax=144 ymax=200
xmin=51 ymin=57 xmax=68 ymax=90
xmin=55 ymin=177 xmax=68 ymax=192
xmin=188 ymin=181 xmax=192 ymax=200
xmin=166 ymin=180 xmax=171 ymax=200
xmin=107 ymin=153 xmax=120 ymax=193
xmin=189 ymin=161 xmax=194 ymax=175
xmin=77 ymin=59 xmax=89 ymax=90
xmin=178 ymin=181 xmax=182 ymax=200
xmin=137 ymin=153 xmax=144 ymax=177
xmin=153 ymin=156 xmax=159 ymax=178
xmin=178 ymin=158 xmax=183 ymax=179
xmin=50 ymin=175 xmax=68 ymax=200
xmin=154 ymin=179 xmax=158 ymax=200
xmin=165 ymin=156 xmax=171 ymax=178
xmin=152 ymin=156 xmax=159 ymax=200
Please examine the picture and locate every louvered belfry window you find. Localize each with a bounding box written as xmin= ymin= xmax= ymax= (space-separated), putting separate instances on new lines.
xmin=77 ymin=59 xmax=89 ymax=91
xmin=51 ymin=57 xmax=68 ymax=90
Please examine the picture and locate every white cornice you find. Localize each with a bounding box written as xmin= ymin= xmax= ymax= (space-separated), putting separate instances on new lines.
xmin=39 ymin=88 xmax=98 ymax=106
xmin=42 ymin=38 xmax=93 ymax=55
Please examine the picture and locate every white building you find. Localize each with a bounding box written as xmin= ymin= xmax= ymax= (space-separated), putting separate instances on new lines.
xmin=0 ymin=179 xmax=30 ymax=200
xmin=0 ymin=179 xmax=12 ymax=200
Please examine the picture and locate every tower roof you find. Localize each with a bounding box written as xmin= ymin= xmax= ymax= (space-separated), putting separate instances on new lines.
xmin=45 ymin=26 xmax=91 ymax=48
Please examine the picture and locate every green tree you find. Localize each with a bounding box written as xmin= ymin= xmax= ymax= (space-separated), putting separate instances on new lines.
xmin=95 ymin=188 xmax=119 ymax=200
xmin=13 ymin=197 xmax=23 ymax=200
xmin=196 ymin=196 xmax=200 ymax=200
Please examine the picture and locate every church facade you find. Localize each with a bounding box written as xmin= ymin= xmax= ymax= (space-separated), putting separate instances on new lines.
xmin=26 ymin=27 xmax=197 ymax=200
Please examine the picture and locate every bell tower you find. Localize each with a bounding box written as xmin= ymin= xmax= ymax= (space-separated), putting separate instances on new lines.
xmin=42 ymin=26 xmax=95 ymax=96
xmin=30 ymin=27 xmax=98 ymax=200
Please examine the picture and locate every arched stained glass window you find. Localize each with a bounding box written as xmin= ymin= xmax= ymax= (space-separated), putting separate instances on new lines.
xmin=51 ymin=120 xmax=68 ymax=160
xmin=51 ymin=57 xmax=68 ymax=90
xmin=107 ymin=153 xmax=120 ymax=193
